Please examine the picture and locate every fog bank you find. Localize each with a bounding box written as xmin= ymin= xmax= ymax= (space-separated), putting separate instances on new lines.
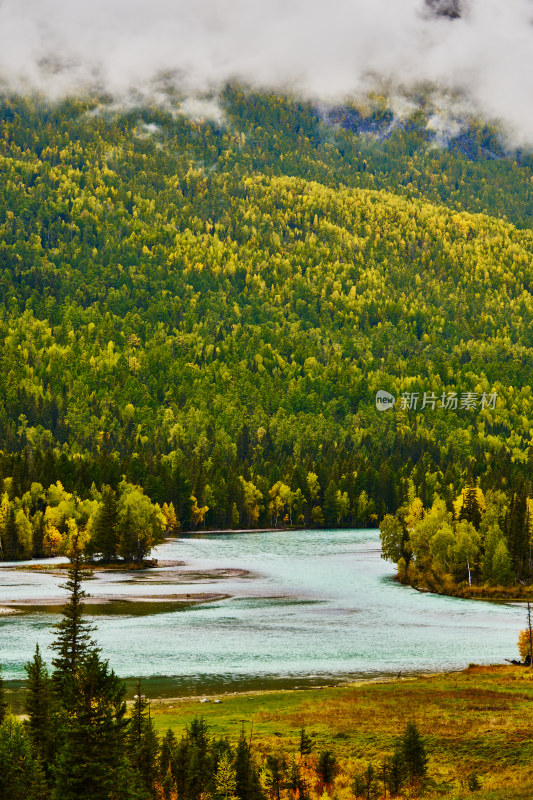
xmin=0 ymin=0 xmax=532 ymax=142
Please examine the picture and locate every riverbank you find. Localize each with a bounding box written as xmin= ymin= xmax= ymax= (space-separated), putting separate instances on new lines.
xmin=395 ymin=570 xmax=533 ymax=603
xmin=149 ymin=665 xmax=533 ymax=800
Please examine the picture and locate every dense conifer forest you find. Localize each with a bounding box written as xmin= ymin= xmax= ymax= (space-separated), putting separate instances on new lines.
xmin=0 ymin=87 xmax=532 ymax=560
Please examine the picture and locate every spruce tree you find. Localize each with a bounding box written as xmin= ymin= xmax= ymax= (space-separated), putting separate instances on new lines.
xmin=316 ymin=749 xmax=337 ymax=787
xmin=4 ymin=507 xmax=20 ymax=561
xmin=382 ymin=749 xmax=405 ymax=796
xmin=51 ymin=651 xmax=130 ymax=800
xmin=159 ymin=728 xmax=177 ymax=794
xmin=0 ymin=663 xmax=8 ymax=724
xmin=129 ymin=680 xmax=160 ymax=798
xmin=51 ymin=539 xmax=98 ymax=695
xmin=49 ymin=535 xmax=140 ymax=800
xmin=185 ymin=717 xmax=212 ymax=800
xmin=88 ymin=487 xmax=119 ymax=562
xmin=323 ymin=481 xmax=338 ymax=527
xmin=118 ymin=506 xmax=138 ymax=564
xmin=24 ymin=645 xmax=53 ymax=768
xmin=505 ymin=483 xmax=529 ymax=577
xmin=461 ymin=486 xmax=482 ymax=530
xmin=0 ymin=716 xmax=43 ymax=800
xmin=234 ymin=729 xmax=265 ymax=800
xmin=299 ymin=728 xmax=313 ymax=758
xmin=264 ymin=755 xmax=286 ymax=800
xmin=399 ymin=721 xmax=428 ymax=786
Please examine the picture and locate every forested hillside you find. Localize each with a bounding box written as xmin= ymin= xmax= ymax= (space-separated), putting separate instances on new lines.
xmin=0 ymin=88 xmax=532 ymax=546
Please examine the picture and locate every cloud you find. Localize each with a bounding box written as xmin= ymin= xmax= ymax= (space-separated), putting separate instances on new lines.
xmin=0 ymin=0 xmax=532 ymax=143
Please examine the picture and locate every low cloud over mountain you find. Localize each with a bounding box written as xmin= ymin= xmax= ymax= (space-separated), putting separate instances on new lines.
xmin=0 ymin=0 xmax=532 ymax=143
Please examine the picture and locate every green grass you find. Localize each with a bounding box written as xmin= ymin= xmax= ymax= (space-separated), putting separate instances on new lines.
xmin=148 ymin=666 xmax=533 ymax=798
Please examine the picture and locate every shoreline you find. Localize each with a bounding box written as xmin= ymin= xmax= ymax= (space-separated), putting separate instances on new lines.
xmin=4 ymin=664 xmax=493 ymax=712
xmin=0 ymin=592 xmax=229 ymax=615
xmin=390 ymin=572 xmax=533 ymax=603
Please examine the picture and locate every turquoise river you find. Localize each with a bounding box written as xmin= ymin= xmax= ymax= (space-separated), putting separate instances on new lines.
xmin=0 ymin=529 xmax=524 ymax=694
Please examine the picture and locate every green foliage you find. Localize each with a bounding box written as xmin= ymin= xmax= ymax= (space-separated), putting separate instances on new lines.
xmin=351 ymin=763 xmax=379 ymax=800
xmin=87 ymin=486 xmax=119 ymax=562
xmin=129 ymin=681 xmax=160 ymax=798
xmin=398 ymin=721 xmax=428 ymax=786
xmin=299 ymin=728 xmax=313 ymax=757
xmin=51 ymin=542 xmax=98 ymax=688
xmin=24 ymin=645 xmax=53 ymax=767
xmin=0 ymin=90 xmax=531 ymax=543
xmin=0 ymin=663 xmax=7 ymax=724
xmin=0 ymin=716 xmax=46 ymax=800
xmin=51 ymin=651 xmax=129 ymax=800
xmin=379 ymin=514 xmax=408 ymax=565
xmin=316 ymin=749 xmax=337 ymax=786
xmin=234 ymin=728 xmax=266 ymax=800
xmin=382 ymin=483 xmax=533 ymax=590
xmin=264 ymin=753 xmax=286 ymax=800
xmin=214 ymin=753 xmax=238 ymax=800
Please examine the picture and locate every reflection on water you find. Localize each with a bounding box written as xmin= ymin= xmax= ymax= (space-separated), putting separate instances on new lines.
xmin=0 ymin=529 xmax=524 ymax=688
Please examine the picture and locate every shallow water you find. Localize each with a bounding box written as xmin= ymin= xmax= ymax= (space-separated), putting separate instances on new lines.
xmin=0 ymin=529 xmax=524 ymax=690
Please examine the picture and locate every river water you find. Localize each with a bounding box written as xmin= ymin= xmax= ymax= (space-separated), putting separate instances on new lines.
xmin=0 ymin=529 xmax=523 ymax=692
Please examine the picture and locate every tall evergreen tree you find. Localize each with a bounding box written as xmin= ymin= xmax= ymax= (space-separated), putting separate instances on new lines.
xmin=316 ymin=750 xmax=337 ymax=787
xmin=398 ymin=721 xmax=428 ymax=786
xmin=505 ymin=482 xmax=529 ymax=577
xmin=4 ymin=508 xmax=20 ymax=561
xmin=0 ymin=663 xmax=8 ymax=724
xmin=299 ymin=728 xmax=313 ymax=759
xmin=0 ymin=716 xmax=47 ymax=800
xmin=51 ymin=538 xmax=97 ymax=695
xmin=160 ymin=728 xmax=177 ymax=795
xmin=24 ymin=645 xmax=53 ymax=768
xmin=118 ymin=506 xmax=138 ymax=564
xmin=185 ymin=717 xmax=212 ymax=800
xmin=460 ymin=486 xmax=482 ymax=530
xmin=88 ymin=487 xmax=119 ymax=562
xmin=234 ymin=729 xmax=265 ymax=800
xmin=51 ymin=651 xmax=130 ymax=800
xmin=129 ymin=680 xmax=160 ymax=798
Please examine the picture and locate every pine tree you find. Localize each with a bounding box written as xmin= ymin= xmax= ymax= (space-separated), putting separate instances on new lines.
xmin=0 ymin=715 xmax=44 ymax=800
xmin=323 ymin=481 xmax=338 ymax=527
xmin=0 ymin=663 xmax=8 ymax=724
xmin=51 ymin=651 xmax=130 ymax=800
xmin=234 ymin=728 xmax=265 ymax=800
xmin=186 ymin=716 xmax=213 ymax=800
xmin=4 ymin=508 xmax=20 ymax=561
xmin=505 ymin=483 xmax=528 ymax=577
xmin=118 ymin=506 xmax=138 ymax=564
xmin=382 ymin=749 xmax=404 ymax=796
xmin=48 ymin=535 xmax=135 ymax=800
xmin=24 ymin=645 xmax=53 ymax=767
xmin=88 ymin=487 xmax=119 ymax=562
xmin=298 ymin=728 xmax=313 ymax=759
xmin=264 ymin=754 xmax=286 ymax=800
xmin=51 ymin=539 xmax=98 ymax=695
xmin=460 ymin=486 xmax=482 ymax=530
xmin=316 ymin=749 xmax=337 ymax=787
xmin=159 ymin=728 xmax=177 ymax=795
xmin=129 ymin=680 xmax=160 ymax=798
xmin=399 ymin=721 xmax=428 ymax=786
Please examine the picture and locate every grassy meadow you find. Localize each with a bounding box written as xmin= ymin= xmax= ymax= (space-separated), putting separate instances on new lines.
xmin=149 ymin=666 xmax=533 ymax=799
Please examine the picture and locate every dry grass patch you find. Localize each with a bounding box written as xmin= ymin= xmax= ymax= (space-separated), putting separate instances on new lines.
xmin=151 ymin=666 xmax=533 ymax=798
